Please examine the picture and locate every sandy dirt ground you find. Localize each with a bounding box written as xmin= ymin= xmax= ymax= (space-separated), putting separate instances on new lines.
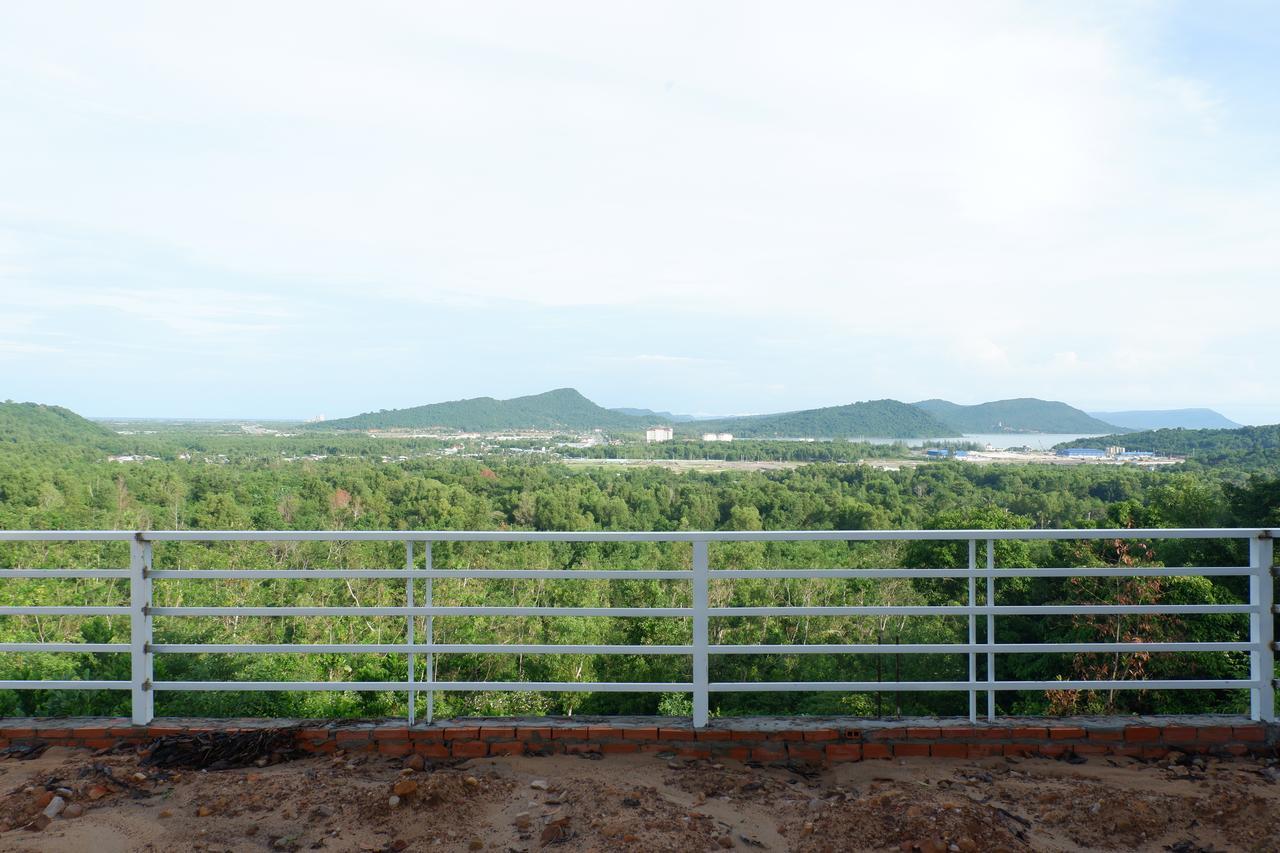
xmin=0 ymin=745 xmax=1276 ymax=852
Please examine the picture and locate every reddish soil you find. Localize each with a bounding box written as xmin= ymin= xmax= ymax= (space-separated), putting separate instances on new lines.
xmin=0 ymin=745 xmax=1276 ymax=852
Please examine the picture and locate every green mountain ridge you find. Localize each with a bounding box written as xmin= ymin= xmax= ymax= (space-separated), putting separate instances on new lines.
xmin=315 ymin=388 xmax=645 ymax=432
xmin=913 ymin=398 xmax=1125 ymax=434
xmin=0 ymin=401 xmax=117 ymax=446
xmin=682 ymin=399 xmax=957 ymax=439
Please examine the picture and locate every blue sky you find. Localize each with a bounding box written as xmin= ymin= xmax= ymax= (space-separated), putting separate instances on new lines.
xmin=2 ymin=2 xmax=1277 ymax=423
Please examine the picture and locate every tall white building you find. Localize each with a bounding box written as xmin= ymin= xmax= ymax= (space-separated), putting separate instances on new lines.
xmin=645 ymin=426 xmax=674 ymax=443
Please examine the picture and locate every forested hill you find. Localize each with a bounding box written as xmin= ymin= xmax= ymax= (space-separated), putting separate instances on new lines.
xmin=0 ymin=401 xmax=115 ymax=446
xmin=1087 ymin=408 xmax=1241 ymax=430
xmin=913 ymin=398 xmax=1124 ymax=434
xmin=316 ymin=388 xmax=647 ymax=432
xmin=682 ymin=399 xmax=957 ymax=439
xmin=1058 ymin=423 xmax=1280 ymax=473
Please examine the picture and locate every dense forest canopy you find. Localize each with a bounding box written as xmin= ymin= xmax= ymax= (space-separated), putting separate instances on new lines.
xmin=0 ymin=401 xmax=1276 ymax=721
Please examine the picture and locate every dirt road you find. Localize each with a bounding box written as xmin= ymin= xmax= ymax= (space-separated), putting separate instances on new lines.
xmin=0 ymin=745 xmax=1276 ymax=852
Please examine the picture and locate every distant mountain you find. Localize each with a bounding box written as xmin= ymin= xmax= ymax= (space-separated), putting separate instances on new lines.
xmin=610 ymin=407 xmax=698 ymax=423
xmin=684 ymin=399 xmax=957 ymax=439
xmin=315 ymin=388 xmax=647 ymax=432
xmin=0 ymin=401 xmax=116 ymax=446
xmin=913 ymin=398 xmax=1125 ymax=434
xmin=1087 ymin=409 xmax=1241 ymax=431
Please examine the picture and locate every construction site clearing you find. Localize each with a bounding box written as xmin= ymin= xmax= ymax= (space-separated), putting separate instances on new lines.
xmin=0 ymin=738 xmax=1276 ymax=852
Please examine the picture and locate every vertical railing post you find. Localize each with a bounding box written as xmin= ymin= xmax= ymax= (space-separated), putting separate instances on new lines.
xmin=406 ymin=541 xmax=415 ymax=725
xmin=425 ymin=541 xmax=435 ymax=724
xmin=692 ymin=539 xmax=709 ymax=728
xmin=967 ymin=539 xmax=977 ymax=722
xmin=1249 ymin=534 xmax=1275 ymax=722
xmin=986 ymin=537 xmax=996 ymax=720
xmin=130 ymin=533 xmax=154 ymax=726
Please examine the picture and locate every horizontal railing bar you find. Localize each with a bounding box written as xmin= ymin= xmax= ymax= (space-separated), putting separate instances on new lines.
xmin=152 ymin=681 xmax=693 ymax=692
xmin=0 ymin=570 xmax=130 ymax=578
xmin=710 ymin=642 xmax=1255 ymax=654
xmin=712 ymin=567 xmax=1252 ymax=578
xmin=708 ymin=679 xmax=1254 ymax=692
xmin=150 ymin=606 xmax=692 ymax=617
xmin=2 ymin=528 xmax=1265 ymax=543
xmin=139 ymin=567 xmax=1253 ymax=580
xmin=0 ymin=643 xmax=129 ymax=653
xmin=0 ymin=607 xmax=130 ymax=616
xmin=149 ymin=569 xmax=694 ymax=580
xmin=710 ymin=605 xmax=1254 ymax=616
xmin=0 ymin=680 xmax=130 ymax=690
xmin=152 ymin=643 xmax=695 ymax=655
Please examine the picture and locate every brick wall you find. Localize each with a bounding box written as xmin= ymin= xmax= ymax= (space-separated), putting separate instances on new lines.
xmin=0 ymin=717 xmax=1273 ymax=764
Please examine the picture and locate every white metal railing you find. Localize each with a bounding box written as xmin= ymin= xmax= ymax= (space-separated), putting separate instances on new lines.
xmin=0 ymin=528 xmax=1273 ymax=727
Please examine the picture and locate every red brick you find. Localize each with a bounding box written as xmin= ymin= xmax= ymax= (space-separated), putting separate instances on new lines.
xmin=1222 ymin=743 xmax=1249 ymax=756
xmin=145 ymin=725 xmax=184 ymax=738
xmin=527 ymin=741 xmax=562 ymax=755
xmin=1110 ymin=746 xmax=1143 ymax=757
xmin=905 ymin=728 xmax=940 ymax=740
xmin=489 ymin=741 xmax=525 ymax=756
xmin=938 ymin=727 xmax=978 ymax=739
xmin=551 ymin=727 xmax=590 ymax=740
xmin=516 ymin=727 xmax=552 ymax=742
xmin=1141 ymin=746 xmax=1169 ymax=760
xmin=725 ymin=747 xmax=752 ymax=761
xmin=415 ymin=744 xmax=450 ymax=759
xmin=1162 ymin=726 xmax=1196 ymax=744
xmin=479 ymin=727 xmax=515 ymax=741
xmin=893 ymin=743 xmax=930 ymax=758
xmin=1197 ymin=727 xmax=1232 ymax=744
xmin=373 ymin=727 xmax=409 ymax=740
xmin=750 ymin=746 xmax=786 ymax=762
xmin=450 ymin=741 xmax=487 ymax=758
xmin=565 ymin=743 xmax=602 ymax=755
xmin=1010 ymin=727 xmax=1048 ymax=740
xmin=33 ymin=726 xmax=72 ymax=738
xmin=931 ymin=744 xmax=967 ymax=759
xmin=1073 ymin=743 xmax=1109 ymax=755
xmin=1086 ymin=729 xmax=1123 ymax=742
xmin=82 ymin=738 xmax=117 ymax=750
xmin=967 ymin=743 xmax=1003 ymax=758
xmin=729 ymin=730 xmax=765 ymax=741
xmin=298 ymin=727 xmax=333 ymax=743
xmin=622 ymin=727 xmax=658 ymax=740
xmin=107 ymin=727 xmax=142 ymax=738
xmin=601 ymin=742 xmax=639 ymax=754
xmin=695 ymin=730 xmax=732 ymax=742
xmin=677 ymin=746 xmax=712 ymax=758
xmin=840 ymin=728 xmax=863 ymax=740
xmin=1233 ymin=725 xmax=1266 ymax=742
xmin=862 ymin=744 xmax=891 ymax=760
xmin=335 ymin=730 xmax=371 ymax=743
xmin=1002 ymin=744 xmax=1035 ymax=757
xmin=1048 ymin=727 xmax=1085 ymax=740
xmin=826 ymin=744 xmax=862 ymax=762
xmin=442 ymin=727 xmax=480 ymax=741
xmin=71 ymin=727 xmax=110 ymax=740
xmin=803 ymin=729 xmax=839 ymax=742
xmin=409 ymin=730 xmax=442 ymax=742
xmin=2 ymin=728 xmax=35 ymax=739
xmin=588 ymin=726 xmax=623 ymax=740
xmin=1124 ymin=726 xmax=1160 ymax=742
xmin=377 ymin=742 xmax=412 ymax=757
xmin=1038 ymin=744 xmax=1068 ymax=757
xmin=787 ymin=745 xmax=825 ymax=763
xmin=658 ymin=727 xmax=694 ymax=741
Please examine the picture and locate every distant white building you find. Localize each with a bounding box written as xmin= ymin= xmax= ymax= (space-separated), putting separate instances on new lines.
xmin=702 ymin=432 xmax=733 ymax=442
xmin=645 ymin=426 xmax=674 ymax=443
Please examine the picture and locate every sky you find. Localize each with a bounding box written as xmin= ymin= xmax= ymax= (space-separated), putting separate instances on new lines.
xmin=1 ymin=2 xmax=1277 ymax=423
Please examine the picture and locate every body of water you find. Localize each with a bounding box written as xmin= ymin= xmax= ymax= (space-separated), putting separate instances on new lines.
xmin=864 ymin=433 xmax=1105 ymax=450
